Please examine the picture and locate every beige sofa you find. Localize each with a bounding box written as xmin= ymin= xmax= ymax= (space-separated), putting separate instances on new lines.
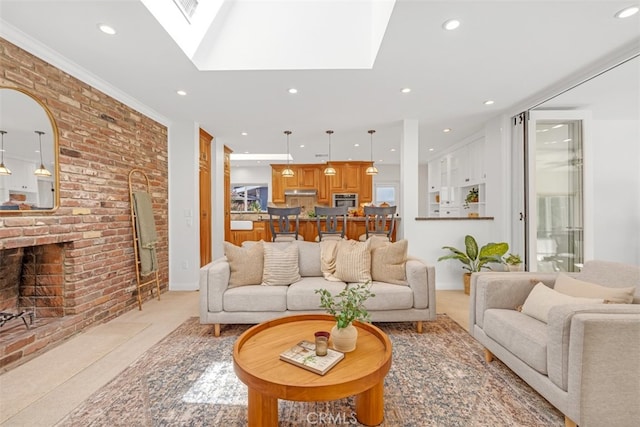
xmin=200 ymin=240 xmax=436 ymax=337
xmin=469 ymin=260 xmax=640 ymax=427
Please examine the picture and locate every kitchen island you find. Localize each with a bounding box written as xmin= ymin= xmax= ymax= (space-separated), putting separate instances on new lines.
xmin=228 ymin=215 xmax=399 ymax=245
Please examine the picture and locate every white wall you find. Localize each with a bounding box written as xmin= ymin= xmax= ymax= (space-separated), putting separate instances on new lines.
xmin=168 ymin=121 xmax=200 ymax=290
xmin=592 ymin=119 xmax=640 ymax=264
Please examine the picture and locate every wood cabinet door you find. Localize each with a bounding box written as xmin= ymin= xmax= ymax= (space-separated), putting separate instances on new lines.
xmin=199 ymin=129 xmax=213 ymax=267
xmin=359 ymin=165 xmax=373 ymax=203
xmin=317 ymin=173 xmax=330 ymax=205
xmin=224 ymin=146 xmax=232 ymax=245
xmin=343 ymin=163 xmax=361 ymax=192
xmin=271 ymin=166 xmax=286 ymax=203
xmin=297 ymin=166 xmax=319 ymax=188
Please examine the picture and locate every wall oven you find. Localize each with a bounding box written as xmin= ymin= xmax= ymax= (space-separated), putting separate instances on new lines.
xmin=332 ymin=193 xmax=358 ymax=209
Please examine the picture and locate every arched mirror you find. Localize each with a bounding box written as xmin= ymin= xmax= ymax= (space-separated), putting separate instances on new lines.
xmin=0 ymin=87 xmax=59 ymax=212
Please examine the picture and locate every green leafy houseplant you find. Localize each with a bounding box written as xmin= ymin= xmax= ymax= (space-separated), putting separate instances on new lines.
xmin=438 ymin=235 xmax=508 ymax=272
xmin=503 ymin=253 xmax=522 ymax=265
xmin=315 ymin=283 xmax=375 ymax=329
xmin=463 ymin=187 xmax=479 ymax=209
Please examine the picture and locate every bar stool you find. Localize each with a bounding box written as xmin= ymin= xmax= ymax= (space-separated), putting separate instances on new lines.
xmin=267 ymin=206 xmax=304 ymax=242
xmin=358 ymin=205 xmax=397 ymax=242
xmin=314 ymin=206 xmax=348 ymax=241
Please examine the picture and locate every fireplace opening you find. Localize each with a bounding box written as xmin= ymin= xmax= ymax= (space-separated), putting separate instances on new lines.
xmin=0 ymin=244 xmax=65 ymax=332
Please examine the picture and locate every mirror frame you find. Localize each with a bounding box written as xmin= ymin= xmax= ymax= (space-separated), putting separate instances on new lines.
xmin=0 ymin=86 xmax=60 ymax=214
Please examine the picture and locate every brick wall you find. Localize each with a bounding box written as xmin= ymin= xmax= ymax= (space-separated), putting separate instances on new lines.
xmin=0 ymin=37 xmax=169 ymax=370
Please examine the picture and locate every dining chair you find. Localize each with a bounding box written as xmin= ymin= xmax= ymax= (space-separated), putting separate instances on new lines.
xmin=358 ymin=205 xmax=397 ymax=242
xmin=314 ymin=206 xmax=348 ymax=241
xmin=267 ymin=206 xmax=304 ymax=242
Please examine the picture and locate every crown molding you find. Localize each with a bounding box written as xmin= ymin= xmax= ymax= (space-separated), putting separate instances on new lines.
xmin=0 ymin=19 xmax=170 ymax=127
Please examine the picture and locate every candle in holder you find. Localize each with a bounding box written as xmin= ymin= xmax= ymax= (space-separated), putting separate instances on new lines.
xmin=314 ymin=331 xmax=330 ymax=356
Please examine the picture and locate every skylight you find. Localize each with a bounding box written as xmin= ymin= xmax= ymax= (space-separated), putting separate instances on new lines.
xmin=141 ymin=0 xmax=396 ymax=71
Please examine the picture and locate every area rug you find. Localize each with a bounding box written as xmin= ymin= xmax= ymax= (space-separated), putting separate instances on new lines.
xmin=55 ymin=315 xmax=563 ymax=426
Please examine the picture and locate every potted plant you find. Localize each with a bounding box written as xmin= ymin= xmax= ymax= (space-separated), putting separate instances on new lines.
xmin=438 ymin=235 xmax=508 ymax=294
xmin=315 ymin=282 xmax=375 ymax=352
xmin=503 ymin=253 xmax=524 ymax=271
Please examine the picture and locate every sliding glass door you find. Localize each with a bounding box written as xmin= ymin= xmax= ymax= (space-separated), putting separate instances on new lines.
xmin=526 ymin=111 xmax=587 ymax=272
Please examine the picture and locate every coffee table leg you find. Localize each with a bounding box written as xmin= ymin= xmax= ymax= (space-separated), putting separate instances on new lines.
xmin=247 ymin=388 xmax=278 ymax=427
xmin=355 ymin=381 xmax=384 ymax=426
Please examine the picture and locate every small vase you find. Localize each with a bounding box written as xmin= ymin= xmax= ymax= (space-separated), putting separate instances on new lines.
xmin=508 ymin=264 xmax=523 ymax=272
xmin=331 ymin=323 xmax=358 ymax=352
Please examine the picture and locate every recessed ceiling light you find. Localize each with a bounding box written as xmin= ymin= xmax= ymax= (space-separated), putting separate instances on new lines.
xmin=177 ymin=90 xmax=187 ymax=96
xmin=483 ymin=100 xmax=495 ymax=105
xmin=288 ymin=88 xmax=298 ymax=94
xmin=429 ymin=148 xmax=435 ymax=152
xmin=241 ymin=132 xmax=248 ymax=136
xmin=354 ymin=143 xmax=360 ymax=147
xmin=401 ymin=88 xmax=411 ymax=93
xmin=615 ymin=6 xmax=639 ymax=18
xmin=442 ymin=19 xmax=460 ymax=31
xmin=390 ymin=148 xmax=396 ymax=152
xmin=299 ymin=144 xmax=305 ymax=148
xmin=97 ymin=24 xmax=116 ymax=35
xmin=244 ymin=151 xmax=249 ymax=154
xmin=443 ymin=128 xmax=452 ymax=133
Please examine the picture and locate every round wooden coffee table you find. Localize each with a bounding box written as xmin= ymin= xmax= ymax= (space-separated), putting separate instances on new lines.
xmin=233 ymin=314 xmax=392 ymax=426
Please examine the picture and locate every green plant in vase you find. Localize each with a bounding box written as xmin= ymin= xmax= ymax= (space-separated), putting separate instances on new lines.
xmin=503 ymin=253 xmax=523 ymax=271
xmin=315 ymin=282 xmax=375 ymax=352
xmin=438 ymin=235 xmax=508 ymax=294
xmin=463 ymin=187 xmax=479 ymax=209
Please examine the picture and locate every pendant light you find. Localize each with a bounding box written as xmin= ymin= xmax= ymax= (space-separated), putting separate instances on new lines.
xmin=281 ymin=130 xmax=295 ymax=178
xmin=366 ymin=129 xmax=378 ymax=175
xmin=0 ymin=130 xmax=11 ymax=176
xmin=34 ymin=130 xmax=52 ymax=177
xmin=323 ymin=130 xmax=336 ymax=176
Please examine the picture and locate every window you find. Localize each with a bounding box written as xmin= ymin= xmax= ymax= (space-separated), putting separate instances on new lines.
xmin=231 ymin=184 xmax=268 ymax=212
xmin=374 ymin=183 xmax=398 ymax=206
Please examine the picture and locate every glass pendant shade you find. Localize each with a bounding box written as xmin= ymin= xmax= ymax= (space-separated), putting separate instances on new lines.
xmin=0 ymin=130 xmax=11 ymax=176
xmin=324 ymin=130 xmax=336 ymax=176
xmin=282 ymin=130 xmax=294 ymax=178
xmin=34 ymin=131 xmax=51 ymax=177
xmin=367 ymin=129 xmax=378 ymax=176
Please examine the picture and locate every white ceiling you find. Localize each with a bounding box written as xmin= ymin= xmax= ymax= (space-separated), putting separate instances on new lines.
xmin=0 ymin=0 xmax=638 ymax=167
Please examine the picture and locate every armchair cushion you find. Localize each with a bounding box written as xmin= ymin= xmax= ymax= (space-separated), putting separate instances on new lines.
xmin=554 ymin=273 xmax=636 ymax=303
xmin=521 ymin=283 xmax=603 ymax=323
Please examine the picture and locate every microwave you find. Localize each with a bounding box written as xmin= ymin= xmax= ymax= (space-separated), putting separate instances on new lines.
xmin=333 ymin=193 xmax=358 ymax=208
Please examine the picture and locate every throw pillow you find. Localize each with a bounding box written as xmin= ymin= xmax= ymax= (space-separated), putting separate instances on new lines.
xmin=319 ymin=239 xmax=343 ymax=282
xmin=224 ymin=241 xmax=264 ymax=288
xmin=371 ymin=239 xmax=408 ymax=285
xmin=334 ymin=239 xmax=372 ymax=283
xmin=521 ymin=282 xmax=604 ymax=323
xmin=262 ymin=242 xmax=301 ymax=286
xmin=554 ymin=273 xmax=636 ymax=304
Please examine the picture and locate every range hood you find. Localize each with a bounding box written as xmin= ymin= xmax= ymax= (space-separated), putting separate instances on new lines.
xmin=284 ymin=189 xmax=318 ymax=196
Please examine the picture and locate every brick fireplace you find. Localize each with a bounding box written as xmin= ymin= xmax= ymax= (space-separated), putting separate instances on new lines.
xmin=0 ymin=38 xmax=169 ymax=371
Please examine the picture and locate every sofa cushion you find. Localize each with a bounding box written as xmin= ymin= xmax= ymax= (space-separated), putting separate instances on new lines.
xmin=554 ymin=273 xmax=636 ymax=304
xmin=334 ymin=239 xmax=372 ymax=283
xmin=319 ymin=239 xmax=342 ymax=281
xmin=262 ymin=242 xmax=301 ymax=285
xmin=522 ymin=282 xmax=603 ymax=323
xmin=224 ymin=241 xmax=264 ymax=288
xmin=370 ymin=239 xmax=408 ymax=285
xmin=295 ymin=241 xmax=322 ymax=277
xmin=483 ymin=308 xmax=549 ymax=375
xmin=363 ymin=282 xmax=413 ymax=310
xmin=223 ymin=285 xmax=287 ymax=312
xmin=287 ymin=278 xmax=347 ymax=311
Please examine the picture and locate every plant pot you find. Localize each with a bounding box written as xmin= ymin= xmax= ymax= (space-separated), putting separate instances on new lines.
xmin=463 ymin=272 xmax=471 ymax=295
xmin=331 ymin=323 xmax=358 ymax=352
xmin=508 ymin=264 xmax=523 ymax=272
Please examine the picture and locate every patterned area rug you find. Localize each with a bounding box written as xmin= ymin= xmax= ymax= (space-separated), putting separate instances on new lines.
xmin=56 ymin=315 xmax=563 ymax=426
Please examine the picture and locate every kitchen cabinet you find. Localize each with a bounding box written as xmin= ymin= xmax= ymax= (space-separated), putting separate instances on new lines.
xmin=426 ymin=138 xmax=487 ymax=218
xmin=271 ymin=161 xmax=372 ymax=205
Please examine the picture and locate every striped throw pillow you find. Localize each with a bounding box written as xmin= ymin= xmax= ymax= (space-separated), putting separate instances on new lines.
xmin=334 ymin=239 xmax=371 ymax=283
xmin=262 ymin=243 xmax=301 ymax=286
